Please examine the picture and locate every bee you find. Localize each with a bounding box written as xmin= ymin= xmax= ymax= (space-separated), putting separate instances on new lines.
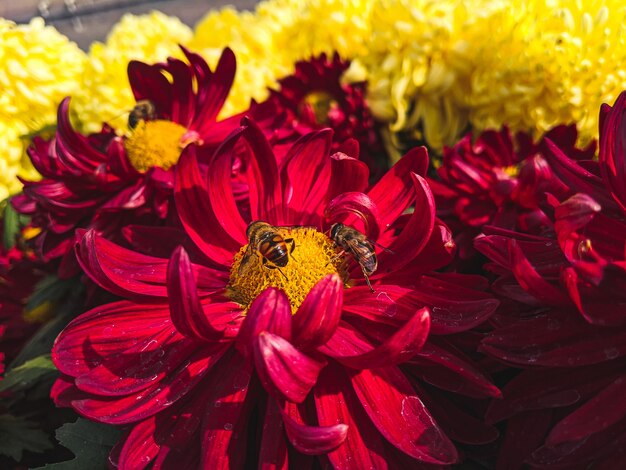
xmin=329 ymin=223 xmax=392 ymax=293
xmin=128 ymin=99 xmax=157 ymax=129
xmin=238 ymin=221 xmax=296 ymax=279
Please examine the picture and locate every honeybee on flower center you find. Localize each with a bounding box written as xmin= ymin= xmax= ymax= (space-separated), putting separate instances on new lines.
xmin=128 ymin=99 xmax=157 ymax=129
xmin=238 ymin=221 xmax=296 ymax=279
xmin=329 ymin=223 xmax=393 ymax=293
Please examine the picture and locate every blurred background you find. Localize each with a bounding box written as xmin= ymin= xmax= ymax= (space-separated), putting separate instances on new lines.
xmin=1 ymin=0 xmax=257 ymax=49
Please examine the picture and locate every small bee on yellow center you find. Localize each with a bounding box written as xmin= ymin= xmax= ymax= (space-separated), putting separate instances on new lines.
xmin=228 ymin=226 xmax=349 ymax=314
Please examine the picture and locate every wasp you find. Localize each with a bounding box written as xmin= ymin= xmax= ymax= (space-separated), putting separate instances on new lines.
xmin=329 ymin=223 xmax=392 ymax=293
xmin=239 ymin=221 xmax=296 ymax=279
xmin=128 ymin=99 xmax=157 ymax=129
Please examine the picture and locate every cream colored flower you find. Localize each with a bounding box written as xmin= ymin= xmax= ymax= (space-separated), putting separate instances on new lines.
xmin=190 ymin=6 xmax=289 ymax=118
xmin=73 ymin=11 xmax=192 ymax=134
xmin=0 ymin=17 xmax=85 ymax=197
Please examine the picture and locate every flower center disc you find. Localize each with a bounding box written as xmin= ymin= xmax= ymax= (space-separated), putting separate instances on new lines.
xmin=300 ymin=91 xmax=338 ymax=125
xmin=125 ymin=120 xmax=189 ymax=172
xmin=228 ymin=227 xmax=348 ymax=314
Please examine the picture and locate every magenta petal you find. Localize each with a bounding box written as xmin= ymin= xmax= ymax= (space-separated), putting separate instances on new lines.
xmin=52 ymin=300 xmax=173 ymax=378
xmin=167 ymin=246 xmax=225 ymax=341
xmin=314 ymin=366 xmax=388 ymax=469
xmin=206 ymin=126 xmax=248 ymax=243
xmin=72 ymin=344 xmax=230 ymax=425
xmin=509 ymin=240 xmax=571 ymax=305
xmin=350 ymin=366 xmax=458 ymax=464
xmin=325 ymin=192 xmax=382 ymax=240
xmin=377 ymin=173 xmax=435 ymax=273
xmin=118 ymin=417 xmax=160 ymax=469
xmin=76 ymin=230 xmax=168 ymax=299
xmin=329 ymin=151 xmax=369 ymax=197
xmin=282 ymin=402 xmax=348 ymax=455
xmin=190 ymin=47 xmax=237 ymax=129
xmin=547 ymin=376 xmax=626 ymax=446
xmin=259 ymin=400 xmax=288 ymax=470
xmin=240 ymin=117 xmax=284 ymax=223
xmin=292 ymin=274 xmax=343 ymax=350
xmin=366 ymin=146 xmax=429 ymax=229
xmin=321 ymin=308 xmax=430 ymax=369
xmin=235 ymin=288 xmax=292 ymax=360
xmin=411 ymin=341 xmax=501 ymax=398
xmin=74 ymin=327 xmax=194 ymax=396
xmin=174 ymin=146 xmax=240 ymax=265
xmin=600 ymin=91 xmax=626 ymax=210
xmin=253 ymin=332 xmax=326 ymax=403
xmin=281 ymin=129 xmax=333 ymax=225
xmin=200 ymin=352 xmax=252 ymax=470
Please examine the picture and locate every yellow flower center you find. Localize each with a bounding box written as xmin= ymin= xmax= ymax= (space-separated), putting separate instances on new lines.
xmin=124 ymin=120 xmax=189 ymax=172
xmin=300 ymin=91 xmax=338 ymax=126
xmin=502 ymin=164 xmax=521 ymax=178
xmin=228 ymin=227 xmax=348 ymax=314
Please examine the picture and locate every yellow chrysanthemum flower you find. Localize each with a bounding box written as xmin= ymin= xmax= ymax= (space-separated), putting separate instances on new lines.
xmin=0 ymin=17 xmax=85 ymax=197
xmin=190 ymin=6 xmax=290 ymax=118
xmin=73 ymin=11 xmax=192 ymax=133
xmin=359 ymin=0 xmax=626 ymax=153
xmin=257 ymin=0 xmax=374 ymax=63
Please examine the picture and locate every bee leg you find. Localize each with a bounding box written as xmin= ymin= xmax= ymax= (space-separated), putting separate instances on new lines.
xmin=326 ymin=250 xmax=346 ymax=266
xmin=285 ymin=238 xmax=297 ymax=261
xmin=263 ymin=258 xmax=289 ymax=280
xmin=361 ymin=267 xmax=375 ymax=293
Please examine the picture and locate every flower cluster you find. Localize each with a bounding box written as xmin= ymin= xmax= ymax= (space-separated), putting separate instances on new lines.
xmin=2 ymin=1 xmax=626 ymax=468
xmin=0 ymin=18 xmax=86 ymax=199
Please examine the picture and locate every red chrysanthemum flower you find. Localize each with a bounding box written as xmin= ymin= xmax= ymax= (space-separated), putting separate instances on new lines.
xmin=429 ymin=125 xmax=595 ymax=263
xmin=473 ymin=92 xmax=626 ymax=468
xmin=12 ymin=47 xmax=249 ymax=277
xmin=264 ymin=53 xmax=386 ymax=173
xmin=51 ymin=119 xmax=499 ymax=468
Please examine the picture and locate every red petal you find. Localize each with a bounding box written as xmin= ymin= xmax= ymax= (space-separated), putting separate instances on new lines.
xmin=117 ymin=417 xmax=159 ymax=469
xmin=547 ymin=376 xmax=626 ymax=446
xmin=72 ymin=344 xmax=229 ymax=425
xmin=325 ymin=192 xmax=382 ymax=240
xmin=320 ymin=308 xmax=430 ymax=369
xmin=350 ymin=366 xmax=458 ymax=464
xmin=174 ymin=146 xmax=240 ymax=265
xmin=240 ymin=117 xmax=284 ymax=223
xmin=205 ymin=126 xmax=248 ymax=242
xmin=52 ymin=300 xmax=173 ymax=378
xmin=167 ymin=246 xmax=229 ymax=341
xmin=496 ymin=409 xmax=554 ymax=470
xmin=410 ymin=341 xmax=501 ymax=398
xmin=329 ymin=152 xmax=369 ymax=197
xmin=253 ymin=332 xmax=326 ymax=403
xmin=259 ymin=400 xmax=288 ymax=470
xmin=282 ymin=401 xmax=348 ymax=454
xmin=200 ymin=352 xmax=252 ymax=470
xmin=481 ymin=310 xmax=626 ymax=367
xmin=376 ymin=173 xmax=435 ymax=273
xmin=314 ymin=365 xmax=388 ymax=470
xmin=509 ymin=239 xmax=571 ymax=305
xmin=281 ymin=129 xmax=333 ymax=226
xmin=366 ymin=146 xmax=429 ymax=229
xmin=76 ymin=230 xmax=168 ymax=299
xmin=74 ymin=327 xmax=195 ymax=396
xmin=599 ymin=91 xmax=626 ymax=210
xmin=190 ymin=47 xmax=237 ymax=128
xmin=235 ymin=288 xmax=292 ymax=360
xmin=292 ymin=274 xmax=343 ymax=350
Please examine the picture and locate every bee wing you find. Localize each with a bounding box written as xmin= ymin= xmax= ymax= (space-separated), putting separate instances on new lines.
xmin=237 ymin=244 xmax=255 ymax=276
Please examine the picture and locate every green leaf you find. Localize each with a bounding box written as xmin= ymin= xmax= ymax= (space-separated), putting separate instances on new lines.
xmin=11 ymin=278 xmax=85 ymax=369
xmin=40 ymin=419 xmax=122 ymax=470
xmin=2 ymin=201 xmax=20 ymax=250
xmin=0 ymin=414 xmax=53 ymax=461
xmin=25 ymin=276 xmax=78 ymax=316
xmin=0 ymin=355 xmax=56 ymax=394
